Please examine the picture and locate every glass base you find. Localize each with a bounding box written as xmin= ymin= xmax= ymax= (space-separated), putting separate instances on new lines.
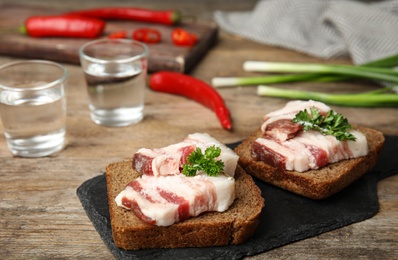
xmin=6 ymin=130 xmax=65 ymax=158
xmin=90 ymin=107 xmax=143 ymax=127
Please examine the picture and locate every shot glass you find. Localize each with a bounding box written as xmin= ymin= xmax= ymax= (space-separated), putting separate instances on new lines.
xmin=0 ymin=60 xmax=68 ymax=157
xmin=79 ymin=38 xmax=149 ymax=127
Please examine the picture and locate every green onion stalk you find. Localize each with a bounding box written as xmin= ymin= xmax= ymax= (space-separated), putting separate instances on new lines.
xmin=212 ymin=54 xmax=398 ymax=88
xmin=243 ymin=61 xmax=398 ymax=80
xmin=257 ymin=85 xmax=398 ymax=107
xmin=211 ymin=54 xmax=398 ymax=107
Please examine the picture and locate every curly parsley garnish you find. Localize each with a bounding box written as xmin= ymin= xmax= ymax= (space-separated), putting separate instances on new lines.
xmin=182 ymin=145 xmax=225 ymax=177
xmin=292 ymin=107 xmax=356 ymax=141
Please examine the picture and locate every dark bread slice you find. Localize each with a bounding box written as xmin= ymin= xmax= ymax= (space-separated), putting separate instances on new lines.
xmin=234 ymin=126 xmax=385 ymax=200
xmin=106 ymin=161 xmax=264 ymax=250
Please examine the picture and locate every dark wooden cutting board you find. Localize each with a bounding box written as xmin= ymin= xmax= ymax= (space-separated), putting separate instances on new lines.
xmin=0 ymin=4 xmax=218 ymax=72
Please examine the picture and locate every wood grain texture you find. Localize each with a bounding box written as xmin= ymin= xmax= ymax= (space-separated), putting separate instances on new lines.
xmin=0 ymin=0 xmax=397 ymax=259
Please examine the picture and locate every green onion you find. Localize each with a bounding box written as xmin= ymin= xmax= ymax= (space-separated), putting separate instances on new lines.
xmin=243 ymin=61 xmax=398 ymax=80
xmin=361 ymin=54 xmax=398 ymax=68
xmin=212 ymin=73 xmax=339 ymax=87
xmin=212 ymin=54 xmax=398 ymax=88
xmin=257 ymin=85 xmax=398 ymax=107
xmin=212 ymin=54 xmax=398 ymax=107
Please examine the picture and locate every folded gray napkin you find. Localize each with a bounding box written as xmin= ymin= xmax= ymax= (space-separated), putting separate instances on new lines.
xmin=214 ymin=0 xmax=398 ymax=65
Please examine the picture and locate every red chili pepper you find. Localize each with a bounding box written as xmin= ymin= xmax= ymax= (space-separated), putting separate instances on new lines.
xmin=149 ymin=71 xmax=232 ymax=130
xmin=132 ymin=28 xmax=161 ymax=43
xmin=108 ymin=30 xmax=127 ymax=39
xmin=171 ymin=28 xmax=198 ymax=47
xmin=66 ymin=7 xmax=181 ymax=25
xmin=21 ymin=15 xmax=105 ymax=38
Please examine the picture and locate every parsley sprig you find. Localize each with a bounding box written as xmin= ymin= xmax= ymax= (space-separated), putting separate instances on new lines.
xmin=182 ymin=145 xmax=225 ymax=177
xmin=292 ymin=107 xmax=356 ymax=141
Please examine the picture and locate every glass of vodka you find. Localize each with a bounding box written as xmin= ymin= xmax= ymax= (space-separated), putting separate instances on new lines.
xmin=0 ymin=60 xmax=67 ymax=157
xmin=79 ymin=39 xmax=149 ymax=127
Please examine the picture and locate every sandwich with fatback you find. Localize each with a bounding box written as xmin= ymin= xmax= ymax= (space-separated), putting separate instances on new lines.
xmin=106 ymin=133 xmax=264 ymax=250
xmin=234 ymin=100 xmax=385 ymax=199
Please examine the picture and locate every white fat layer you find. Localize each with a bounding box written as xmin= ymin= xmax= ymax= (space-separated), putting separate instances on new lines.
xmin=298 ymin=131 xmax=345 ymax=162
xmin=263 ymin=100 xmax=331 ymax=120
xmin=151 ymin=154 xmax=181 ymax=176
xmin=206 ymin=174 xmax=236 ymax=211
xmin=137 ymin=143 xmax=192 ymax=176
xmin=283 ymin=138 xmax=318 ymax=170
xmin=255 ymin=137 xmax=311 ymax=172
xmin=260 ymin=113 xmax=296 ymax=133
xmin=115 ymin=174 xmax=235 ymax=226
xmin=346 ymin=130 xmax=369 ymax=157
xmin=115 ymin=185 xmax=178 ymax=226
xmin=296 ymin=130 xmax=368 ymax=162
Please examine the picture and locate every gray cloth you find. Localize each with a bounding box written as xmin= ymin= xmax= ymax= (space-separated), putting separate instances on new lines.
xmin=214 ymin=0 xmax=398 ymax=65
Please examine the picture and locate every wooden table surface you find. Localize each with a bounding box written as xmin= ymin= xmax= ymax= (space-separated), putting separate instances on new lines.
xmin=1 ymin=0 xmax=397 ymax=259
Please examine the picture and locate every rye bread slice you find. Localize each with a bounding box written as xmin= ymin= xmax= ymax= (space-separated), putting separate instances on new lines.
xmin=234 ymin=126 xmax=385 ymax=200
xmin=106 ymin=161 xmax=264 ymax=250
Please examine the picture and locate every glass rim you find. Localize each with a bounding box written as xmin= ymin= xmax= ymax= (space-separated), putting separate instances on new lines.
xmin=79 ymin=38 xmax=149 ymax=64
xmin=0 ymin=60 xmax=68 ymax=92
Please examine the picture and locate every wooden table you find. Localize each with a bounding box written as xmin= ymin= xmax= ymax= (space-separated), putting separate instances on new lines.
xmin=1 ymin=0 xmax=397 ymax=259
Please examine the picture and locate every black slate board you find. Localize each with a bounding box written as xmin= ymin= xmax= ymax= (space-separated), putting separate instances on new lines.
xmin=77 ymin=135 xmax=398 ymax=260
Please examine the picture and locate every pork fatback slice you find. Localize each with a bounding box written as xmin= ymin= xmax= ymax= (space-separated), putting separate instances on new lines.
xmin=262 ymin=100 xmax=331 ymax=121
xmin=260 ymin=100 xmax=331 ymax=141
xmin=115 ymin=174 xmax=235 ymax=226
xmin=132 ymin=133 xmax=239 ymax=177
xmin=252 ymin=137 xmax=312 ymax=172
xmin=133 ymin=143 xmax=196 ymax=176
xmin=294 ymin=130 xmax=368 ymax=163
xmin=252 ymin=130 xmax=368 ymax=172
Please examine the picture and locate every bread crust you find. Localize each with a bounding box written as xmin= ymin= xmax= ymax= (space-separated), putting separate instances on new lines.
xmin=106 ymin=161 xmax=264 ymax=250
xmin=234 ymin=126 xmax=385 ymax=200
